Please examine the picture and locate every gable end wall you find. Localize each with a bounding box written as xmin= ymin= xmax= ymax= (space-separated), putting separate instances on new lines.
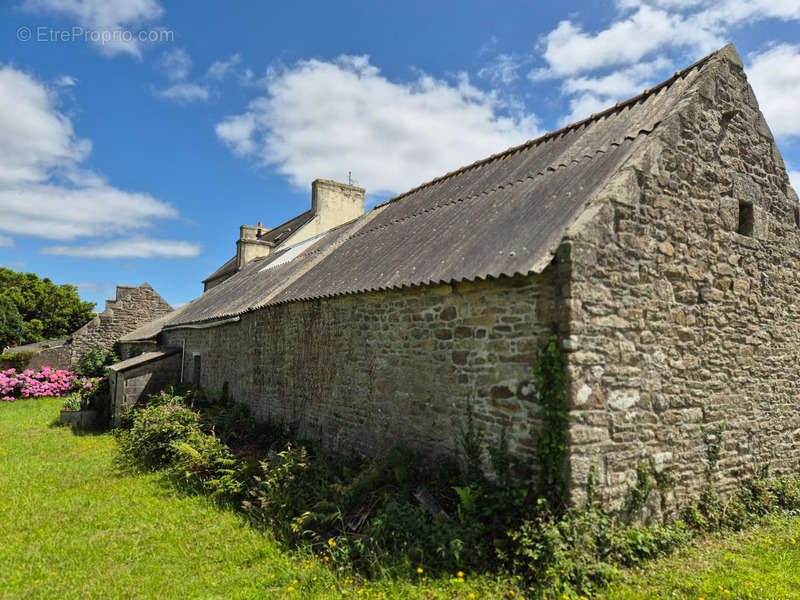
xmin=69 ymin=285 xmax=173 ymax=363
xmin=562 ymin=51 xmax=800 ymax=512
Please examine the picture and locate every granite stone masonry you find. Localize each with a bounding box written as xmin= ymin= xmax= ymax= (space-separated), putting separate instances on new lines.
xmin=560 ymin=47 xmax=800 ymax=511
xmin=108 ymin=350 xmax=182 ymax=425
xmin=128 ymin=45 xmax=799 ymax=512
xmin=68 ymin=284 xmax=172 ymax=364
xmin=162 ymin=272 xmax=564 ymax=464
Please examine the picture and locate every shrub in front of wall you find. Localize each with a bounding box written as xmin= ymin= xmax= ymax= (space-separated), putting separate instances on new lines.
xmin=115 ymin=402 xmax=199 ymax=470
xmin=0 ymin=351 xmax=35 ymax=371
xmin=243 ymin=444 xmax=333 ymax=543
xmin=168 ymin=428 xmax=248 ymax=499
xmin=503 ymin=501 xmax=693 ymax=595
xmin=74 ymin=346 xmax=118 ymax=378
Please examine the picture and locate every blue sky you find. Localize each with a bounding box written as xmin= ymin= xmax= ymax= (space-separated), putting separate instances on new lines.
xmin=0 ymin=1 xmax=798 ymax=310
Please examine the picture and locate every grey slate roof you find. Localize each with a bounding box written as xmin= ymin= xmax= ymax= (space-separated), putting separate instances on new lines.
xmin=169 ymin=46 xmax=722 ymax=327
xmin=259 ymin=209 xmax=314 ymax=245
xmin=108 ymin=348 xmax=181 ymax=373
xmin=203 ymin=256 xmax=237 ymax=284
xmin=202 ymin=210 xmax=315 ymax=284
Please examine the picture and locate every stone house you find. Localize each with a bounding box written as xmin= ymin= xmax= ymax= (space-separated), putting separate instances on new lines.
xmin=114 ymin=44 xmax=800 ymax=509
xmin=2 ymin=283 xmax=172 ymax=371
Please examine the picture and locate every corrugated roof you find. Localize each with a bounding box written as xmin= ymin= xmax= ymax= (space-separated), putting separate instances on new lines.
xmin=170 ymin=46 xmax=723 ymax=326
xmin=108 ymin=348 xmax=181 ymax=373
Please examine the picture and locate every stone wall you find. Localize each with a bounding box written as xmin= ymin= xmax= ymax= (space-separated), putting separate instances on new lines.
xmin=109 ymin=353 xmax=182 ymax=426
xmin=27 ymin=346 xmax=71 ymax=371
xmin=163 ymin=272 xmax=564 ymax=462
xmin=561 ymin=49 xmax=800 ymax=511
xmin=69 ymin=284 xmax=172 ymax=364
xmin=119 ymin=341 xmax=158 ymax=361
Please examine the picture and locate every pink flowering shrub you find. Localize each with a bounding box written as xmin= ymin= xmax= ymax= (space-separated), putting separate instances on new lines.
xmin=63 ymin=377 xmax=105 ymax=411
xmin=0 ymin=366 xmax=84 ymax=402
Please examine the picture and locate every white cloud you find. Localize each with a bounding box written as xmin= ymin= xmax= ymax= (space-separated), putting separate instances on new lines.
xmin=159 ymin=48 xmax=191 ymax=82
xmin=0 ymin=184 xmax=176 ymax=240
xmin=556 ymin=58 xmax=675 ymax=125
xmin=528 ymin=2 xmax=800 ymax=129
xmin=478 ymin=54 xmax=521 ymax=86
xmin=42 ymin=237 xmax=202 ymax=259
xmin=561 ymin=57 xmax=671 ymax=98
xmin=54 ymin=75 xmax=77 ymax=87
xmin=207 ymin=54 xmax=242 ymax=80
xmin=153 ymin=48 xmax=238 ymax=103
xmin=0 ymin=235 xmax=14 ymax=248
xmin=747 ymin=44 xmax=800 ymax=139
xmin=20 ymin=0 xmax=164 ymax=57
xmin=534 ymin=1 xmax=800 ymax=79
xmin=534 ymin=6 xmax=720 ymax=79
xmin=156 ymin=82 xmax=210 ymax=103
xmin=0 ymin=65 xmax=90 ymax=186
xmin=560 ymin=93 xmax=616 ymax=127
xmin=215 ymin=113 xmax=258 ymax=155
xmin=0 ymin=63 xmax=188 ymax=245
xmin=216 ymin=55 xmax=540 ymax=195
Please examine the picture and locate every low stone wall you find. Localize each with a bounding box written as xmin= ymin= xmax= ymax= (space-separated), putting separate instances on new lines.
xmin=27 ymin=346 xmax=72 ymax=371
xmin=163 ymin=272 xmax=563 ymax=464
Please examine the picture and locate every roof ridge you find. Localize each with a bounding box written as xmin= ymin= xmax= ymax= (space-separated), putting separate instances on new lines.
xmin=374 ymin=47 xmax=718 ymax=210
xmin=299 ymin=128 xmax=653 ymax=256
xmin=260 ymin=208 xmax=314 ymax=239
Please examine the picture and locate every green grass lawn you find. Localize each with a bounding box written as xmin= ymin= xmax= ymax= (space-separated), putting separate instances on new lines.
xmin=0 ymin=398 xmax=510 ymax=599
xmin=1 ymin=397 xmax=799 ymax=600
xmin=604 ymin=515 xmax=800 ymax=600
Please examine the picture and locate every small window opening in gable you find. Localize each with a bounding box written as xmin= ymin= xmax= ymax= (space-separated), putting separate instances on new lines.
xmin=738 ymin=201 xmax=754 ymax=236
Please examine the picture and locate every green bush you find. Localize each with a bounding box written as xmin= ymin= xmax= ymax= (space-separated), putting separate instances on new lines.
xmin=168 ymin=428 xmax=248 ymax=498
xmin=244 ymin=444 xmax=333 ymax=542
xmin=74 ymin=346 xmax=118 ymax=378
xmin=115 ymin=402 xmax=199 ymax=470
xmin=0 ymin=351 xmax=35 ymax=371
xmin=503 ymin=501 xmax=693 ymax=595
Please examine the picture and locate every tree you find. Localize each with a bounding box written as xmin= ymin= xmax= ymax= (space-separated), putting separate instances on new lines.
xmin=0 ymin=295 xmax=24 ymax=349
xmin=0 ymin=268 xmax=95 ymax=347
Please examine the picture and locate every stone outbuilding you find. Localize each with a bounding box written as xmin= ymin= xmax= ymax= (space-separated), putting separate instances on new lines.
xmin=118 ymin=45 xmax=800 ymax=508
xmin=2 ymin=283 xmax=173 ymax=370
xmin=108 ymin=349 xmax=182 ymax=424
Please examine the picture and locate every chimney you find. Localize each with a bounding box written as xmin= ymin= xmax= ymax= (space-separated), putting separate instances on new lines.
xmin=236 ymin=224 xmax=273 ymax=270
xmin=311 ymin=179 xmax=365 ymax=230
